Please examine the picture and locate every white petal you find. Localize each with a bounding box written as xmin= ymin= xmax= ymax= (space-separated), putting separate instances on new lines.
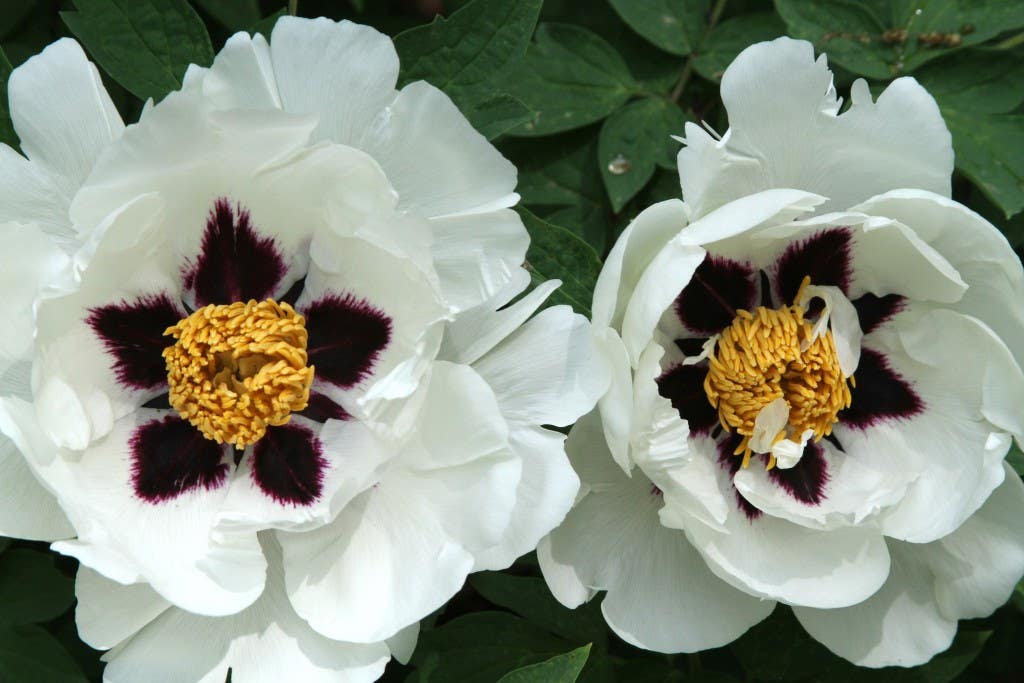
xmin=794 ymin=541 xmax=956 ymax=668
xmin=199 ymin=32 xmax=280 ymax=110
xmin=0 ymin=433 xmax=73 ymax=540
xmin=473 ymin=306 xmax=608 ymax=428
xmin=921 ymin=462 xmax=1024 ymax=620
xmin=797 ymin=284 xmax=861 ymax=376
xmin=749 ymin=397 xmax=789 ymax=453
xmin=683 ymin=463 xmax=891 ymax=608
xmin=98 ymin=539 xmax=391 ymax=683
xmin=0 ymin=398 xmax=266 ymax=617
xmin=0 ymin=222 xmax=71 ymax=367
xmin=8 ymin=38 xmax=123 ymax=207
xmin=540 ymin=462 xmax=774 ymax=652
xmin=593 ymin=199 xmax=688 ymax=330
xmin=874 ymin=307 xmax=1024 ymax=542
xmin=75 ymin=567 xmax=171 ymax=650
xmin=361 ymin=80 xmax=518 ymax=218
xmin=385 ymin=623 xmax=420 ymax=666
xmin=852 ymin=189 xmax=1024 ymax=370
xmin=594 ymin=327 xmax=634 ymax=473
xmin=680 ymin=38 xmax=952 ymax=218
xmin=427 ymin=209 xmax=529 ymax=312
xmin=474 ymin=425 xmax=579 ymax=570
xmin=282 ymin=363 xmax=520 ymax=643
xmin=439 ymin=270 xmax=556 ymax=366
xmin=215 ymin=416 xmax=392 ymax=534
xmin=270 ymin=17 xmax=399 ymax=149
xmin=298 ymin=228 xmax=449 ymax=429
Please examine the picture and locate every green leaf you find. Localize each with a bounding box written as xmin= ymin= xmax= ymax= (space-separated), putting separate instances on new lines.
xmin=409 ymin=611 xmax=574 ymax=683
xmin=505 ymin=23 xmax=638 ymax=137
xmin=606 ymin=0 xmax=709 ymax=56
xmin=0 ymin=46 xmax=16 ymax=148
xmin=732 ymin=607 xmax=838 ymax=681
xmin=520 ymin=208 xmax=603 ymax=316
xmin=1008 ymin=442 xmax=1024 ymax=476
xmin=0 ymin=549 xmax=76 ymax=626
xmin=470 ymin=573 xmax=607 ymax=647
xmin=917 ymin=52 xmax=1024 ymax=218
xmin=0 ymin=624 xmax=87 ymax=682
xmin=505 ymin=130 xmax=611 ymax=251
xmin=249 ymin=8 xmax=285 ymax=38
xmin=468 ymin=93 xmax=536 ymax=140
xmin=0 ymin=0 xmax=35 ymax=40
xmin=598 ymin=97 xmax=687 ymax=211
xmin=62 ymin=0 xmax=214 ymax=101
xmin=497 ymin=644 xmax=592 ymax=683
xmin=693 ymin=12 xmax=787 ymax=82
xmin=191 ymin=0 xmax=259 ymax=29
xmin=0 ymin=538 xmax=9 ymax=554
xmin=394 ymin=0 xmax=542 ymax=139
xmin=775 ymin=0 xmax=1024 ymax=79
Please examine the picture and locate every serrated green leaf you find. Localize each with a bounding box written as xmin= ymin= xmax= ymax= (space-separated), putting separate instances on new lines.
xmin=0 ymin=624 xmax=86 ymax=682
xmin=520 ymin=208 xmax=602 ymax=316
xmin=394 ymin=0 xmax=541 ymax=139
xmin=598 ymin=97 xmax=687 ymax=211
xmin=607 ymin=0 xmax=709 ymax=56
xmin=504 ymin=130 xmax=611 ymax=251
xmin=497 ymin=644 xmax=592 ymax=683
xmin=0 ymin=549 xmax=75 ymax=626
xmin=191 ymin=0 xmax=259 ymax=29
xmin=693 ymin=12 xmax=787 ymax=82
xmin=62 ymin=0 xmax=214 ymax=101
xmin=506 ymin=23 xmax=638 ymax=137
xmin=408 ymin=611 xmax=573 ymax=683
xmin=470 ymin=573 xmax=607 ymax=647
xmin=0 ymin=46 xmax=16 ymax=148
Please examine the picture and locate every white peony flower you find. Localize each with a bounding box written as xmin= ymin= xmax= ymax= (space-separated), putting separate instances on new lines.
xmin=540 ymin=37 xmax=1024 ymax=668
xmin=0 ymin=17 xmax=606 ymax=679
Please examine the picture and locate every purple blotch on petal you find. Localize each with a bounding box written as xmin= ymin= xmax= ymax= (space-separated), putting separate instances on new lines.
xmin=767 ymin=441 xmax=828 ymax=505
xmin=300 ymin=392 xmax=352 ymax=423
xmin=716 ymin=434 xmax=763 ymax=521
xmin=304 ymin=293 xmax=392 ymax=389
xmin=252 ymin=424 xmax=327 ymax=506
xmin=840 ymin=348 xmax=924 ymax=429
xmin=184 ymin=198 xmax=286 ymax=306
xmin=773 ymin=228 xmax=852 ymax=304
xmin=675 ymin=255 xmax=757 ymax=335
xmin=657 ymin=363 xmax=718 ymax=436
xmin=131 ymin=416 xmax=229 ymax=503
xmin=88 ymin=293 xmax=186 ymax=391
xmin=853 ymin=293 xmax=905 ymax=334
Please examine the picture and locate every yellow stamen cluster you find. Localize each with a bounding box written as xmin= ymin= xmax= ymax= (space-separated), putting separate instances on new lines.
xmin=703 ymin=278 xmax=853 ymax=470
xmin=163 ymin=299 xmax=314 ymax=448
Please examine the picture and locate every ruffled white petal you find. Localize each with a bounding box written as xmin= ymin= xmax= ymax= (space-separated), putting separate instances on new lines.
xmin=359 ymin=80 xmax=518 ymax=218
xmin=873 ymin=307 xmax=1024 ymax=542
xmin=270 ymin=17 xmax=399 ymax=149
xmin=794 ymin=542 xmax=955 ymax=668
xmin=4 ymin=39 xmax=123 ymax=239
xmin=0 ymin=398 xmax=266 ymax=617
xmin=281 ymin=363 xmax=520 ymax=643
xmin=92 ymin=540 xmax=391 ymax=683
xmin=0 ymin=433 xmax=73 ymax=540
xmin=540 ymin=448 xmax=774 ymax=653
xmin=679 ymin=38 xmax=952 ymax=218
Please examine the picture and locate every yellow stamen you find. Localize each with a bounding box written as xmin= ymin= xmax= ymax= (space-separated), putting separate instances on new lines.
xmin=703 ymin=277 xmax=853 ymax=469
xmin=163 ymin=299 xmax=314 ymax=448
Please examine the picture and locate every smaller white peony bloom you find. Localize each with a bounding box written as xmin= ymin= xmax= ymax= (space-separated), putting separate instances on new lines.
xmin=540 ymin=37 xmax=1024 ymax=668
xmin=0 ymin=17 xmax=607 ymax=680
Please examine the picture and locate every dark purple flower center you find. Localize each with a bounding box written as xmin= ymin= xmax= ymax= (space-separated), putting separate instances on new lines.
xmin=660 ymin=228 xmax=923 ymax=520
xmin=88 ymin=198 xmax=393 ymax=507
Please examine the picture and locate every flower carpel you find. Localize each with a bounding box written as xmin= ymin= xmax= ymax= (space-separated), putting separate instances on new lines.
xmin=163 ymin=299 xmax=314 ymax=448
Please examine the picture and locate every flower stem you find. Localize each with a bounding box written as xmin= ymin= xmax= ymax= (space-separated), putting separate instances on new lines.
xmin=669 ymin=0 xmax=729 ymax=103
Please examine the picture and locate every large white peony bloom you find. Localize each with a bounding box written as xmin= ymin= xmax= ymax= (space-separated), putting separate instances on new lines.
xmin=540 ymin=37 xmax=1024 ymax=668
xmin=0 ymin=17 xmax=605 ymax=680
